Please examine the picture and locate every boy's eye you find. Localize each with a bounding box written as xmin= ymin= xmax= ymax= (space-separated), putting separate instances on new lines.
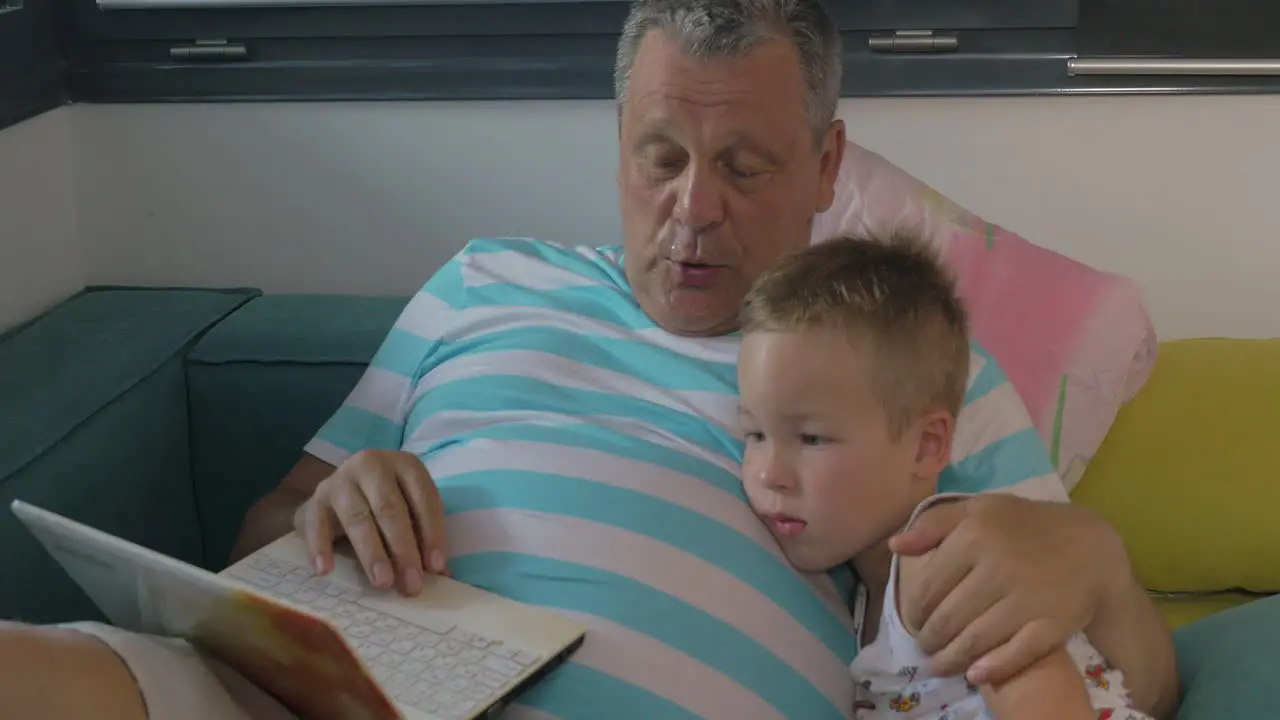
xmin=743 ymin=431 xmax=764 ymax=443
xmin=800 ymin=433 xmax=825 ymax=446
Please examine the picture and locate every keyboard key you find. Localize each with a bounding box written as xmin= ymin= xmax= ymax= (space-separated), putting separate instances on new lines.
xmin=394 ymin=624 xmax=422 ymax=640
xmin=230 ymin=567 xmax=279 ymax=588
xmin=480 ymin=655 xmax=523 ymax=678
xmin=490 ymin=644 xmax=519 ymax=660
xmin=513 ymin=650 xmax=542 ymax=666
xmin=447 ymin=628 xmax=475 ymax=643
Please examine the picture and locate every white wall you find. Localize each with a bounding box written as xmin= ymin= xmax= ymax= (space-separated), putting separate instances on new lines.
xmin=70 ymin=95 xmax=1280 ymax=341
xmin=0 ymin=108 xmax=82 ymax=333
xmin=0 ymin=93 xmax=1271 ymax=339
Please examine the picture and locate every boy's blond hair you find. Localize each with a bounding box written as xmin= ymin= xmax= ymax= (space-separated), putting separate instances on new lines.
xmin=741 ymin=232 xmax=970 ymax=438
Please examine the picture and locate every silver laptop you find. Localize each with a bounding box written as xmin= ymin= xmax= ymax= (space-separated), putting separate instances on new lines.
xmin=11 ymin=499 xmax=586 ymax=720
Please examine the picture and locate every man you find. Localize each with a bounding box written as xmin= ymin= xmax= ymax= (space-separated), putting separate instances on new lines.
xmin=1 ymin=1 xmax=1177 ymax=718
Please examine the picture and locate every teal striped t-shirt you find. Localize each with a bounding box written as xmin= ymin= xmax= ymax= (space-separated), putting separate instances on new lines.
xmin=304 ymin=237 xmax=1066 ymax=720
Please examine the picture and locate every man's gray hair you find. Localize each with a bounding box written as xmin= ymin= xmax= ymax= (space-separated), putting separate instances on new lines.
xmin=614 ymin=0 xmax=843 ymax=144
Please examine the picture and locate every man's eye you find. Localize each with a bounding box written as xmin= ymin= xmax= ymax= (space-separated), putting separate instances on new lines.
xmin=647 ymin=154 xmax=686 ymax=177
xmin=800 ymin=433 xmax=825 ymax=446
xmin=744 ymin=431 xmax=764 ymax=443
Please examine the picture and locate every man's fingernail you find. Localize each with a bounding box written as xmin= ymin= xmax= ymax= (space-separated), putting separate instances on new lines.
xmin=372 ymin=560 xmax=392 ymax=586
xmin=312 ymin=554 xmax=328 ymax=574
xmin=405 ymin=567 xmax=423 ymax=594
xmin=430 ymin=549 xmax=446 ymax=574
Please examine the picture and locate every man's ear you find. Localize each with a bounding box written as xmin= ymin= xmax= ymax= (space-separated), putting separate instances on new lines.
xmin=912 ymin=408 xmax=955 ymax=478
xmin=816 ymin=118 xmax=846 ymax=213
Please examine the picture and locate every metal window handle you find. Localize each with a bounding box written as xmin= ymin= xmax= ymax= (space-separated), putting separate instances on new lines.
xmin=1069 ymin=57 xmax=1280 ymax=76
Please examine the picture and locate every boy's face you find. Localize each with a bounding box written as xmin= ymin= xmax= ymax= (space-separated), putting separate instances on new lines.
xmin=737 ymin=327 xmax=952 ymax=572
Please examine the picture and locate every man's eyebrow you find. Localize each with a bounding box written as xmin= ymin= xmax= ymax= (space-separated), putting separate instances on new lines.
xmin=630 ymin=126 xmax=676 ymax=152
xmin=721 ymin=133 xmax=783 ymax=166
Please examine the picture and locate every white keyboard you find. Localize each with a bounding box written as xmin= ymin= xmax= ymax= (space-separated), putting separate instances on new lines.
xmin=227 ymin=555 xmax=545 ymax=720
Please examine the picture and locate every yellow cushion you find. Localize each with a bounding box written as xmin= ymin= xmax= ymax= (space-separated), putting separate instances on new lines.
xmin=1072 ymin=338 xmax=1280 ymax=593
xmin=1155 ymin=592 xmax=1264 ymax=631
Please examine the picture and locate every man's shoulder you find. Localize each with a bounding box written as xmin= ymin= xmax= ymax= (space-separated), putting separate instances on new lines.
xmin=449 ymin=237 xmax=626 ymax=282
xmin=411 ymin=236 xmax=644 ymax=328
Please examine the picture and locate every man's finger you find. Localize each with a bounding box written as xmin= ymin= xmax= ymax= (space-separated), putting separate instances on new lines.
xmin=928 ymin=597 xmax=1021 ymax=678
xmin=358 ymin=473 xmax=424 ymax=596
xmin=912 ymin=562 xmax=999 ymax=656
xmin=888 ymin=500 xmax=967 ymax=556
xmin=903 ymin=538 xmax=977 ymax=640
xmin=966 ymin=617 xmax=1062 ymax=686
xmin=396 ymin=464 xmax=448 ymax=575
xmin=331 ymin=482 xmax=395 ymax=589
xmin=299 ymin=499 xmax=336 ymax=575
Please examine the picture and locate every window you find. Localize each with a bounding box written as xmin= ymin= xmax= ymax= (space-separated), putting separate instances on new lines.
xmin=60 ymin=0 xmax=1083 ymax=103
xmin=8 ymin=0 xmax=1280 ymax=124
xmin=1071 ymin=0 xmax=1280 ymax=94
xmin=0 ymin=0 xmax=66 ymax=130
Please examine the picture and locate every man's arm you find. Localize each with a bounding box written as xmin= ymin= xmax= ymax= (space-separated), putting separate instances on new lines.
xmin=897 ymin=551 xmax=1095 ymax=720
xmin=892 ymin=496 xmax=1180 ymax=718
xmin=1084 ymin=566 xmax=1179 ymax=719
xmin=230 ymin=448 xmax=448 ymax=597
xmin=0 ymin=622 xmax=147 ymax=720
xmin=228 ymin=453 xmax=335 ymax=566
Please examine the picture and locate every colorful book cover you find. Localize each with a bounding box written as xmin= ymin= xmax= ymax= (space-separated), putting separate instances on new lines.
xmin=190 ymin=587 xmax=403 ymax=720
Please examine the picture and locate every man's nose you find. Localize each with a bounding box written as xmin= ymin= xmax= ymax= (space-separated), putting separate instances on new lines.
xmin=673 ymin=164 xmax=726 ymax=233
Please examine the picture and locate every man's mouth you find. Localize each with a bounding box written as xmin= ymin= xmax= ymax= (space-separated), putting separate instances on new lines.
xmin=761 ymin=512 xmax=807 ymax=538
xmin=668 ymin=259 xmax=726 ymax=287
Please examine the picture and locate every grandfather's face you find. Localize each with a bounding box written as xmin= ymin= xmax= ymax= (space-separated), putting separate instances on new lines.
xmin=618 ymin=29 xmax=845 ymax=337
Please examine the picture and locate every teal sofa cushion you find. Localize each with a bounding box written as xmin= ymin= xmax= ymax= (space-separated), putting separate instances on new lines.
xmin=1175 ymin=593 xmax=1280 ymax=718
xmin=0 ymin=286 xmax=257 ymax=622
xmin=185 ymin=294 xmax=408 ymax=569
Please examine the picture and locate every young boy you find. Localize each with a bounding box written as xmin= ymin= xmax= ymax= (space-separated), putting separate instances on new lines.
xmin=736 ymin=234 xmax=1151 ymax=720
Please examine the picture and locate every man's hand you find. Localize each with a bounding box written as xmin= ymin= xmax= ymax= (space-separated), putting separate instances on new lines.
xmin=889 ymin=494 xmax=1123 ymax=686
xmin=294 ymin=449 xmax=448 ymax=596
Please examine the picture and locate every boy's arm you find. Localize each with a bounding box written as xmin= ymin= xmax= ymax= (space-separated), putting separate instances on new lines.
xmin=896 ymin=552 xmax=1096 ymax=720
xmin=976 ymin=645 xmax=1097 ymax=720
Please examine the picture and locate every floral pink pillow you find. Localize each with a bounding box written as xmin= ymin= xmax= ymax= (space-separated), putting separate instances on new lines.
xmin=812 ymin=140 xmax=1158 ymax=490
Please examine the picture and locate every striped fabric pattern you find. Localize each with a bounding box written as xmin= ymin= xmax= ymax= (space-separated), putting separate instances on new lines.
xmin=304 ymin=237 xmax=1065 ymax=720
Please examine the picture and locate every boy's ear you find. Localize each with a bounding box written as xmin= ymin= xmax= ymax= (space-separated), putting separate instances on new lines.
xmin=912 ymin=409 xmax=954 ymax=476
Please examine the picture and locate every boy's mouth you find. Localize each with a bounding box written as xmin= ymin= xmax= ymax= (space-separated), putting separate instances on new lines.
xmin=762 ymin=512 xmax=807 ymax=538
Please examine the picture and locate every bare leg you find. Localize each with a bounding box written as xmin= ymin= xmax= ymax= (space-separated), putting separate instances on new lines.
xmin=0 ymin=621 xmax=147 ymax=720
xmin=0 ymin=621 xmax=296 ymax=720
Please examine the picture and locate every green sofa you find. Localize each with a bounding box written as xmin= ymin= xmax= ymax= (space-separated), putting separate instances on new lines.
xmin=2 ymin=285 xmax=1276 ymax=718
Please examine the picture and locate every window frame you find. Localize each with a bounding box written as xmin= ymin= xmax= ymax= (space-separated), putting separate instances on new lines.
xmin=6 ymin=0 xmax=1280 ymax=133
xmin=0 ymin=0 xmax=67 ymax=131
xmin=59 ymin=0 xmax=1096 ymax=103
